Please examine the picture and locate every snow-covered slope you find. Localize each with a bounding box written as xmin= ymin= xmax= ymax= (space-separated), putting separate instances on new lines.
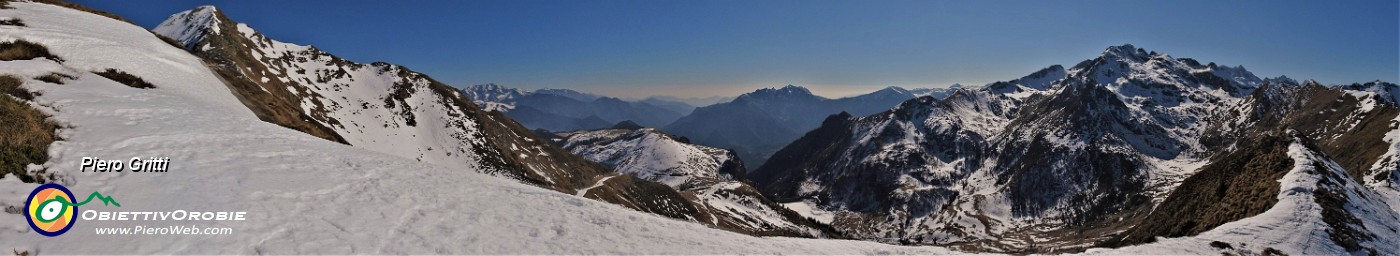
xmin=0 ymin=2 xmax=962 ymax=254
xmin=460 ymin=83 xmax=526 ymax=111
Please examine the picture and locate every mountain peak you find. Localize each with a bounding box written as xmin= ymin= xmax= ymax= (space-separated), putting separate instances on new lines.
xmin=742 ymin=85 xmax=815 ymax=99
xmin=1104 ymin=43 xmax=1136 ymax=53
xmin=192 ymin=5 xmax=218 ymax=13
xmin=611 ymin=120 xmax=645 ymax=130
xmin=1257 ymin=76 xmax=1297 ymax=88
xmin=466 ymin=83 xmax=522 ymax=93
xmin=1301 ymin=79 xmax=1325 ymax=87
xmin=877 ymin=86 xmax=909 ymax=94
xmin=153 ymin=5 xmax=227 ymax=49
xmin=463 ymin=83 xmax=528 ymax=103
xmin=778 ymin=84 xmax=812 ymax=95
xmin=1100 ymin=43 xmax=1151 ymax=62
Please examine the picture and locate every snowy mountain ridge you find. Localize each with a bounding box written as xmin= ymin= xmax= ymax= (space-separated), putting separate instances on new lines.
xmin=150 ymin=5 xmax=219 ymax=49
xmin=461 ymin=83 xmax=527 ymax=111
xmin=754 ymin=43 xmax=1400 ymax=253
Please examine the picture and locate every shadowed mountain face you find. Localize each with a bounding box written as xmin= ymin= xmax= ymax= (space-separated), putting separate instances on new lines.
xmin=154 ymin=5 xmax=830 ymax=238
xmin=753 ymin=44 xmax=1400 ymax=253
xmin=663 ymin=85 xmax=954 ymax=169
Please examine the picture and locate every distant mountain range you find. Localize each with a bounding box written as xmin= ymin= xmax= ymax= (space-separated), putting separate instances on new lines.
xmin=663 ymin=84 xmax=960 ymax=168
xmin=465 ymin=83 xmax=961 ymax=168
xmin=462 ymin=84 xmax=691 ymax=131
xmin=638 ymin=95 xmax=735 ymax=108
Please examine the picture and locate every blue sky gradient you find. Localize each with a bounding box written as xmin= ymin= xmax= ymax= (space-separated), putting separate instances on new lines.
xmin=77 ymin=0 xmax=1398 ymax=98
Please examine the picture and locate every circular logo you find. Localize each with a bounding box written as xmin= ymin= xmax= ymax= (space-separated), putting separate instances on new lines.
xmin=25 ymin=184 xmax=76 ymax=237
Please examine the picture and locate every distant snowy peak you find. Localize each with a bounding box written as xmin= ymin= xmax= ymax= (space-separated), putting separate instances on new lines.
xmin=463 ymin=84 xmax=602 ymax=104
xmin=903 ymin=85 xmax=963 ymax=100
xmin=1342 ymin=80 xmax=1400 ymax=105
xmin=1067 ymin=44 xmax=1264 ymax=99
xmin=1264 ymin=75 xmax=1300 ymax=86
xmin=151 ymin=5 xmax=220 ymax=49
xmin=776 ymin=84 xmax=813 ymax=94
xmin=461 ymin=84 xmax=606 ymax=104
xmin=1100 ymin=43 xmax=1152 ymax=62
xmin=1205 ymin=62 xmax=1262 ymax=89
xmin=463 ymin=83 xmax=528 ymax=103
xmin=741 ymin=85 xmax=817 ymax=100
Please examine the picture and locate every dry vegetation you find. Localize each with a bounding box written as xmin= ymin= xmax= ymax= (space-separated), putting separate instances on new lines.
xmin=0 ymin=18 xmax=23 ymax=26
xmin=33 ymin=72 xmax=72 ymax=84
xmin=94 ymin=68 xmax=155 ymax=89
xmin=0 ymin=75 xmax=58 ymax=183
xmin=154 ymin=33 xmax=185 ymax=49
xmin=0 ymin=40 xmax=62 ymax=62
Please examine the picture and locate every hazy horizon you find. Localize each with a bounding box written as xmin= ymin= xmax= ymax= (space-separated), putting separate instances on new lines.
xmin=74 ymin=0 xmax=1399 ymax=99
xmin=529 ymin=82 xmax=968 ymax=100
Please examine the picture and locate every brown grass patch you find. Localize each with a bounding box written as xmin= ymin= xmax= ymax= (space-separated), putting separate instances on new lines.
xmin=0 ymin=40 xmax=62 ymax=62
xmin=154 ymin=33 xmax=185 ymax=50
xmin=33 ymin=72 xmax=72 ymax=84
xmin=1 ymin=73 xmax=33 ymax=100
xmin=0 ymin=18 xmax=23 ymax=26
xmin=0 ymin=75 xmax=59 ymax=183
xmin=94 ymin=68 xmax=155 ymax=89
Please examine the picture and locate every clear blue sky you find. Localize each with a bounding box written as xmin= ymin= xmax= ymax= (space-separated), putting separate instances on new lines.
xmin=77 ymin=0 xmax=1398 ymax=98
